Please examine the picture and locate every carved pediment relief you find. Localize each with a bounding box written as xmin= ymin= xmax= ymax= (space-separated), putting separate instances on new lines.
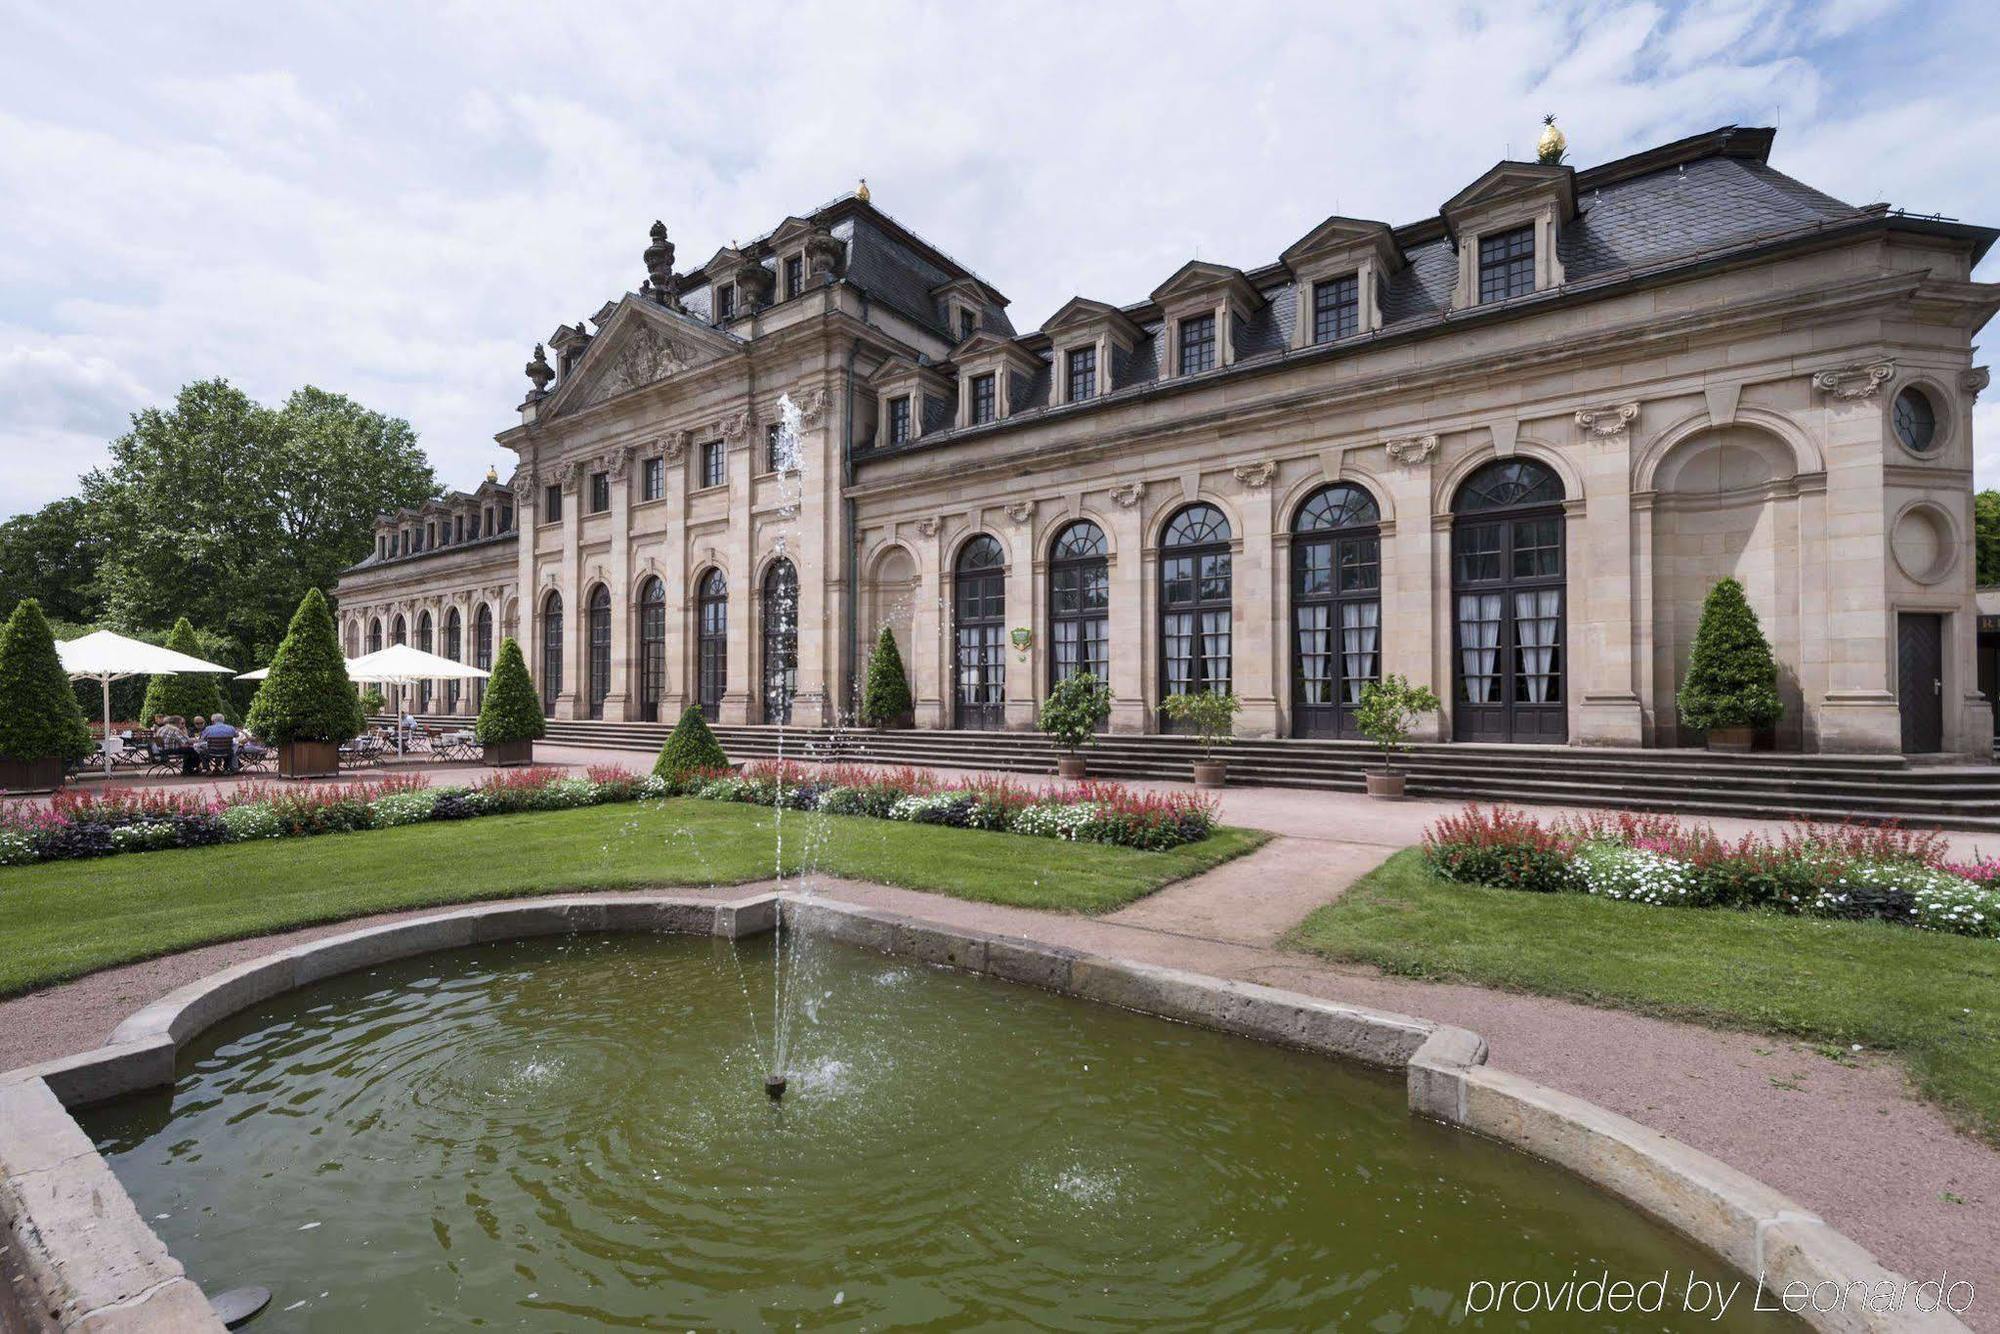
xmin=542 ymin=301 xmax=738 ymax=418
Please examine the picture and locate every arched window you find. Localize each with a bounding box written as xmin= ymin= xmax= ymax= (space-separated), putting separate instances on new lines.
xmin=638 ymin=578 xmax=666 ymax=722
xmin=761 ymin=559 xmax=799 ymax=725
xmin=443 ymin=607 xmax=463 ymax=714
xmin=586 ymin=585 xmax=612 ymax=719
xmin=416 ymin=611 xmax=434 ymax=713
xmin=1292 ymin=484 xmax=1381 ymax=738
xmin=473 ymin=604 xmax=493 ymax=712
xmin=1451 ymin=458 xmax=1566 ymax=742
xmin=1160 ymin=503 xmax=1232 ymax=723
xmin=696 ymin=569 xmax=727 ymax=722
xmin=1049 ymin=521 xmax=1109 ymax=688
xmin=541 ymin=591 xmax=563 ymax=714
xmin=390 ymin=614 xmax=407 ymax=713
xmin=344 ymin=621 xmax=359 ymax=657
xmin=368 ymin=618 xmax=383 ymax=654
xmin=953 ymin=535 xmax=1006 ymax=730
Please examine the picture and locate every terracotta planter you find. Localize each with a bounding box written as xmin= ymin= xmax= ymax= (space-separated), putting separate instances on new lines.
xmin=486 ymin=739 xmax=535 ymax=767
xmin=1192 ymin=760 xmax=1227 ymax=790
xmin=1057 ymin=755 xmax=1088 ymax=781
xmin=1365 ymin=771 xmax=1407 ymax=800
xmin=277 ymin=741 xmax=340 ymax=780
xmin=0 ymin=757 xmax=64 ymax=795
xmin=1706 ymin=726 xmax=1753 ymax=754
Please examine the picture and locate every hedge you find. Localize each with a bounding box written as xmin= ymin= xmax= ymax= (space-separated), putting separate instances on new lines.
xmin=476 ymin=636 xmax=545 ymax=745
xmin=247 ymin=589 xmax=366 ymax=745
xmin=0 ymin=600 xmax=93 ymax=764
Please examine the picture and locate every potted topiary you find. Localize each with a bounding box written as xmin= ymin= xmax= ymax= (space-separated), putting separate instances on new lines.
xmin=1354 ymin=674 xmax=1440 ymax=799
xmin=476 ymin=636 xmax=544 ymax=766
xmin=139 ymin=616 xmax=225 ymax=727
xmin=246 ymin=588 xmax=366 ymax=779
xmin=1677 ymin=577 xmax=1783 ymax=752
xmin=654 ymin=704 xmax=730 ymax=787
xmin=860 ymin=625 xmax=914 ymax=729
xmin=1041 ymin=672 xmax=1111 ymax=779
xmin=0 ymin=599 xmax=93 ymax=793
xmin=1160 ymin=689 xmax=1240 ymax=789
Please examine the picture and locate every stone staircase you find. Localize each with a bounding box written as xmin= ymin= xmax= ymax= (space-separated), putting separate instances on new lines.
xmin=491 ymin=716 xmax=2000 ymax=833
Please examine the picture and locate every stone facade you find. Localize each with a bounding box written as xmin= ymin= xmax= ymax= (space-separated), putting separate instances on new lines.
xmin=337 ymin=125 xmax=2000 ymax=754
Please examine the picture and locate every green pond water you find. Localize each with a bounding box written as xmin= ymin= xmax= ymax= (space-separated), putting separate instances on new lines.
xmin=85 ymin=933 xmax=1804 ymax=1331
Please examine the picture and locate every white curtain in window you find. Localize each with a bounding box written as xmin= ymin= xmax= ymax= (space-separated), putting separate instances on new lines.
xmin=1458 ymin=594 xmax=1501 ymax=702
xmin=1514 ymin=590 xmax=1561 ymax=703
xmin=1341 ymin=601 xmax=1380 ymax=703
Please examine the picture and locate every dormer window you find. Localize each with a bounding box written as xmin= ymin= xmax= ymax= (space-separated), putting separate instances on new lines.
xmin=889 ymin=395 xmax=913 ymax=445
xmin=1067 ymin=347 xmax=1097 ymax=403
xmin=1178 ymin=315 xmax=1217 ymax=375
xmin=784 ymin=255 xmax=804 ymax=300
xmin=1477 ymin=225 xmax=1536 ymax=303
xmin=970 ymin=374 xmax=997 ymax=425
xmin=425 ymin=521 xmax=436 ymax=548
xmin=1312 ymin=275 xmax=1360 ymax=343
xmin=716 ymin=282 xmax=737 ymax=321
xmin=958 ymin=308 xmax=977 ymax=342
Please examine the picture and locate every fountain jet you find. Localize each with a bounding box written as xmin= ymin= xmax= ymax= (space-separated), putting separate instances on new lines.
xmin=765 ymin=1073 xmax=788 ymax=1101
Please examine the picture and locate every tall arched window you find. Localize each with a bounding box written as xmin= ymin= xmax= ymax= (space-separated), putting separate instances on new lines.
xmin=1292 ymin=484 xmax=1381 ymax=738
xmin=1451 ymin=458 xmax=1566 ymax=743
xmin=473 ymin=604 xmax=493 ymax=712
xmin=761 ymin=560 xmax=799 ymax=725
xmin=344 ymin=622 xmax=359 ymax=657
xmin=1160 ymin=504 xmax=1232 ymax=724
xmin=443 ymin=607 xmax=463 ymax=714
xmin=586 ymin=585 xmax=612 ymax=719
xmin=953 ymin=536 xmax=1006 ymax=730
xmin=391 ymin=614 xmax=407 ymax=712
xmin=368 ymin=618 xmax=383 ymax=654
xmin=540 ymin=591 xmax=563 ymax=714
xmin=638 ymin=578 xmax=666 ymax=722
xmin=416 ymin=611 xmax=434 ymax=713
xmin=696 ymin=569 xmax=727 ymax=722
xmin=1049 ymin=521 xmax=1109 ymax=688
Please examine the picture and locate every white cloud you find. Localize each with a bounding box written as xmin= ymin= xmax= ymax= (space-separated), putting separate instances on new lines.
xmin=0 ymin=0 xmax=1995 ymax=518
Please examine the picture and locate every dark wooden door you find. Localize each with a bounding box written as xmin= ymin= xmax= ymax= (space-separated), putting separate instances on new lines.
xmin=1898 ymin=613 xmax=1944 ymax=753
xmin=1451 ymin=513 xmax=1567 ymax=743
xmin=954 ymin=538 xmax=1006 ymax=731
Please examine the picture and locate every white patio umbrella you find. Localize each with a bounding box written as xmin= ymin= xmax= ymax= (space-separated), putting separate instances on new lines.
xmin=235 ymin=666 xmax=270 ymax=681
xmin=57 ymin=630 xmax=236 ymax=779
xmin=341 ymin=643 xmax=489 ymax=753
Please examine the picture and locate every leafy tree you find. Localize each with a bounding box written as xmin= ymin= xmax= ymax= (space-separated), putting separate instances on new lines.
xmin=1159 ymin=690 xmax=1240 ymax=760
xmin=0 ymin=498 xmax=106 ymax=624
xmin=654 ymin=705 xmax=729 ymax=780
xmin=1039 ymin=672 xmax=1110 ymax=753
xmin=1677 ymin=577 xmax=1783 ymax=732
xmin=0 ymin=600 xmax=93 ymax=764
xmin=246 ymin=588 xmax=366 ymax=745
xmin=475 ymin=637 xmax=545 ymax=745
xmin=82 ymin=379 xmax=436 ymax=662
xmin=1355 ymin=674 xmax=1441 ymax=772
xmin=139 ymin=617 xmax=225 ymax=724
xmin=1976 ymin=489 xmax=2000 ymax=588
xmin=860 ymin=625 xmax=913 ymax=727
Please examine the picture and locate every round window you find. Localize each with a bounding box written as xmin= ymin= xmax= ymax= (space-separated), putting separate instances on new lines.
xmin=1892 ymin=387 xmax=1938 ymax=454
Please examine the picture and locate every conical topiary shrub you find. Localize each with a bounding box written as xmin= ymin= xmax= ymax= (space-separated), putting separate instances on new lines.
xmin=654 ymin=704 xmax=729 ymax=785
xmin=475 ymin=636 xmax=544 ymax=765
xmin=247 ymin=588 xmax=366 ymax=776
xmin=1677 ymin=577 xmax=1783 ymax=745
xmin=0 ymin=599 xmax=93 ymax=790
xmin=140 ymin=616 xmax=224 ymax=725
xmin=860 ymin=625 xmax=913 ymax=728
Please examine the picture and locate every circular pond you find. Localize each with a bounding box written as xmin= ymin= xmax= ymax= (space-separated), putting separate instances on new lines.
xmin=85 ymin=934 xmax=1798 ymax=1330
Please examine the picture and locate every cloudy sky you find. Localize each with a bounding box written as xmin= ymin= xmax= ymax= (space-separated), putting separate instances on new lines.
xmin=2 ymin=0 xmax=1996 ymax=517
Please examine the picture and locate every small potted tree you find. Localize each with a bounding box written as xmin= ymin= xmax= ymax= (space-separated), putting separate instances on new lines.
xmin=476 ymin=636 xmax=544 ymax=766
xmin=1355 ymin=674 xmax=1440 ymax=799
xmin=1677 ymin=577 xmax=1783 ymax=752
xmin=247 ymin=588 xmax=366 ymax=779
xmin=654 ymin=704 xmax=731 ymax=788
xmin=1160 ymin=689 xmax=1239 ymax=789
xmin=0 ymin=599 xmax=93 ymax=793
xmin=1041 ymin=672 xmax=1111 ymax=779
xmin=860 ymin=625 xmax=914 ymax=729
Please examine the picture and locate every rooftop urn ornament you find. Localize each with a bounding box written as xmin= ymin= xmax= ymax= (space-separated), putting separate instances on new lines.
xmin=485 ymin=465 xmax=499 ymax=484
xmin=643 ymin=220 xmax=678 ymax=305
xmin=855 ymin=177 xmax=870 ymax=204
xmin=525 ymin=343 xmax=554 ymax=396
xmin=1536 ymin=114 xmax=1567 ymax=166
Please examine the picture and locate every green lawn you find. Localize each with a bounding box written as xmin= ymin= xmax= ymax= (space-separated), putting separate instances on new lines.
xmin=0 ymin=801 xmax=1264 ymax=999
xmin=1287 ymin=849 xmax=2000 ymax=1143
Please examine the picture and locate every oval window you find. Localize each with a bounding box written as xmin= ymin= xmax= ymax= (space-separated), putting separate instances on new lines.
xmin=1892 ymin=387 xmax=1937 ymax=454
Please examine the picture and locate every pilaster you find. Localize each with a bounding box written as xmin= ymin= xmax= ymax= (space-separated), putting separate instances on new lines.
xmin=1105 ymin=483 xmax=1147 ymax=732
xmin=1231 ymin=464 xmax=1280 ymax=738
xmin=555 ymin=461 xmax=582 ymax=719
xmin=1573 ymin=404 xmax=1645 ymax=746
xmin=602 ymin=447 xmax=634 ymax=719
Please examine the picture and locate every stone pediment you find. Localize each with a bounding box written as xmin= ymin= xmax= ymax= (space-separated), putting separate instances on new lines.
xmin=541 ymin=299 xmax=742 ymax=417
xmin=1150 ymin=260 xmax=1263 ymax=314
xmin=1441 ymin=161 xmax=1575 ymax=238
xmin=1041 ymin=296 xmax=1142 ymax=341
xmin=1280 ymin=216 xmax=1403 ymax=275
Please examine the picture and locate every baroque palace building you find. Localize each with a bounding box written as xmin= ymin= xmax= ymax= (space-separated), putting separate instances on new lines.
xmin=335 ymin=123 xmax=1999 ymax=754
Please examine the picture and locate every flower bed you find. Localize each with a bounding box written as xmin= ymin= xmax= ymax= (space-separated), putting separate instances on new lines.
xmin=0 ymin=763 xmax=1216 ymax=869
xmin=1423 ymin=805 xmax=1997 ymax=938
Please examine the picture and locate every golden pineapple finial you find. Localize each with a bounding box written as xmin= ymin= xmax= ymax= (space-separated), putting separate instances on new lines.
xmin=1536 ymin=114 xmax=1567 ymax=166
xmin=856 ymin=177 xmax=871 ymax=204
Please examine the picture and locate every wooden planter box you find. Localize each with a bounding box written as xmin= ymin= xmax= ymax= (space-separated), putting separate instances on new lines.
xmin=0 ymin=757 xmax=64 ymax=795
xmin=1706 ymin=726 xmax=1754 ymax=753
xmin=1365 ymin=771 xmax=1407 ymax=800
xmin=277 ymin=741 xmax=340 ymax=780
xmin=1192 ymin=760 xmax=1227 ymax=790
xmin=486 ymin=739 xmax=535 ymax=767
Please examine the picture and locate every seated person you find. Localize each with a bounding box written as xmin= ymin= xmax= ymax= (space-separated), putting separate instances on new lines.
xmin=199 ymin=714 xmax=241 ymax=774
